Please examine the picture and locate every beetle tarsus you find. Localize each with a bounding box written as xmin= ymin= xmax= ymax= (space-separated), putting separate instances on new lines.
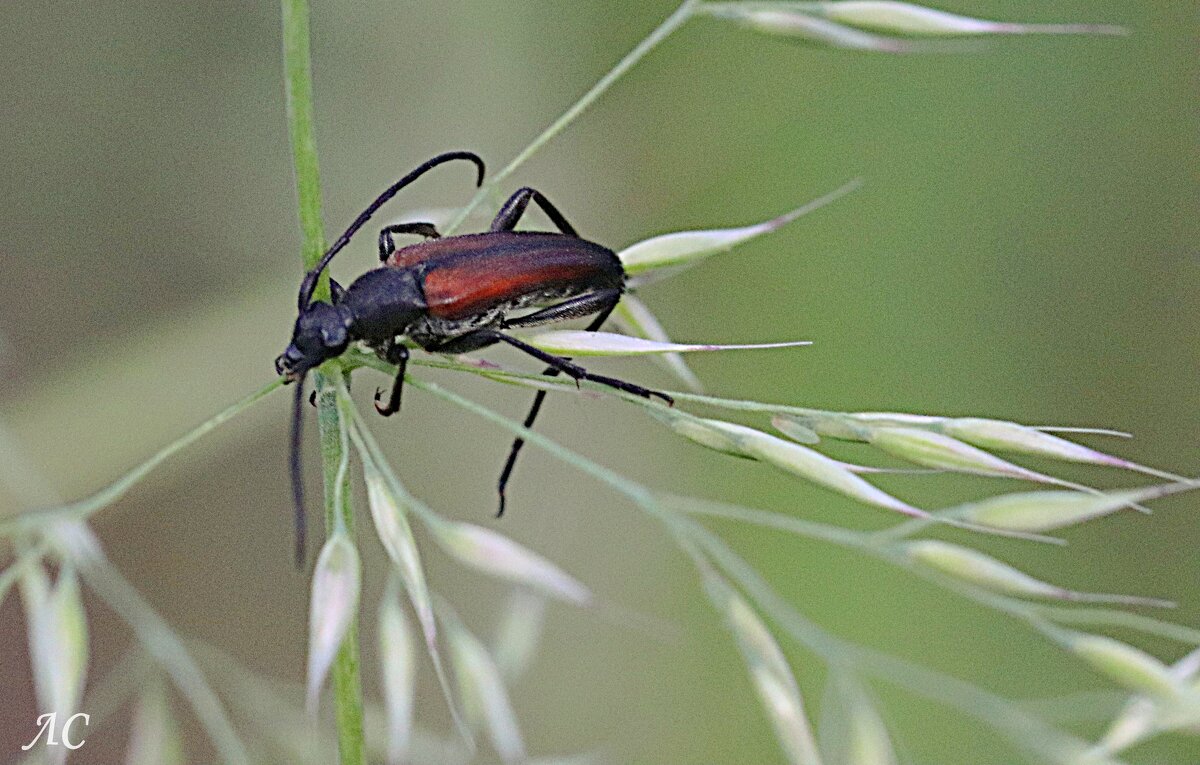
xmin=372 ymin=342 xmax=409 ymax=417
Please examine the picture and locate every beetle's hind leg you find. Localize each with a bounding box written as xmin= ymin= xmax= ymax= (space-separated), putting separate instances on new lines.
xmin=378 ymin=222 xmax=441 ymax=262
xmin=373 ymin=341 xmax=411 ymax=417
xmin=430 ymin=321 xmax=673 ymax=516
xmin=490 ymin=187 xmax=578 ymax=237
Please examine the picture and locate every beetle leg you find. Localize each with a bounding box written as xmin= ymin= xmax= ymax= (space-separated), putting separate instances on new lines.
xmin=496 ymin=292 xmax=621 ymax=516
xmin=436 ymin=325 xmax=673 ymax=510
xmin=481 ymin=329 xmax=671 ymax=403
xmin=378 ymin=222 xmax=441 ymax=262
xmin=489 ymin=187 xmax=579 ymax=237
xmin=374 ymin=342 xmax=410 ymax=417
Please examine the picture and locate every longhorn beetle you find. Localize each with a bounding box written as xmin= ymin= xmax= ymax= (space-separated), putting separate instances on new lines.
xmin=277 ymin=151 xmax=672 ymax=563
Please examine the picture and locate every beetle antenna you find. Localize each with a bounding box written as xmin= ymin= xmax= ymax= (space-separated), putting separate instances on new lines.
xmin=298 ymin=151 xmax=486 ymax=309
xmin=290 ymin=375 xmax=308 ymax=568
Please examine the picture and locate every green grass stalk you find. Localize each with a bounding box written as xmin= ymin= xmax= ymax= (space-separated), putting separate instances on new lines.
xmin=281 ymin=0 xmax=365 ymax=761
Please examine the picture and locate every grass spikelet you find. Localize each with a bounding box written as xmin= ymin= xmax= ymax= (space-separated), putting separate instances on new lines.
xmin=612 ymin=294 xmax=704 ymax=392
xmin=363 ymin=462 xmax=438 ymax=647
xmin=618 ymin=179 xmax=861 ymax=279
xmin=20 ymin=560 xmax=89 ymax=732
xmin=522 ymin=330 xmax=810 ymax=357
xmin=427 ymin=518 xmax=592 ymax=606
xmin=125 ymin=680 xmax=184 ymax=765
xmin=669 ymin=416 xmax=927 ymax=517
xmin=818 ymin=675 xmax=898 ymax=765
xmin=702 ymin=5 xmax=922 ymax=53
xmin=814 ymin=1 xmax=1126 ymax=37
xmin=445 ymin=613 xmax=526 ymax=764
xmin=378 ymin=578 xmax=416 ymax=765
xmin=864 ymin=426 xmax=1059 ymax=482
xmin=1065 ymin=633 xmax=1187 ymax=702
xmin=950 ymin=483 xmax=1197 ymax=533
xmin=306 ymin=533 xmax=361 ymax=715
xmin=701 ymin=569 xmax=822 ymax=765
xmin=491 ymin=591 xmax=547 ymax=684
xmin=901 ymin=540 xmax=1172 ymax=607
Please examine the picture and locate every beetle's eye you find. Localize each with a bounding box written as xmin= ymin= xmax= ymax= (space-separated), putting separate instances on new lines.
xmin=320 ymin=323 xmax=348 ymax=349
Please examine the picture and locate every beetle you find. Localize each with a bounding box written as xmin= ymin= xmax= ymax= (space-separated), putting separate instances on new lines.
xmin=277 ymin=151 xmax=672 ymax=563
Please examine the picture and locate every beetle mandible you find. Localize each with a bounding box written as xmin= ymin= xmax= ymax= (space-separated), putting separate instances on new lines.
xmin=276 ymin=151 xmax=672 ymax=562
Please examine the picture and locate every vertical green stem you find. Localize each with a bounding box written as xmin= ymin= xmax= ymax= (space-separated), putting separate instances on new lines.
xmin=281 ymin=0 xmax=327 ymax=278
xmin=281 ymin=1 xmax=365 ymax=763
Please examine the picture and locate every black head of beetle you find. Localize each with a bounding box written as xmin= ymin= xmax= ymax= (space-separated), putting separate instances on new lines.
xmin=274 ymin=301 xmax=354 ymax=381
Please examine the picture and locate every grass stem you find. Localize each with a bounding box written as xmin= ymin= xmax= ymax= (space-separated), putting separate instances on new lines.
xmin=281 ymin=0 xmax=365 ymax=760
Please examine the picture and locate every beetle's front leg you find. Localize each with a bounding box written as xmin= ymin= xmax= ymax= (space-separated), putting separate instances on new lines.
xmin=373 ymin=340 xmax=410 ymax=416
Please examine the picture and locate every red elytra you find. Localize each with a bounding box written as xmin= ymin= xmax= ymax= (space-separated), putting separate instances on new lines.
xmin=390 ymin=232 xmax=623 ymax=320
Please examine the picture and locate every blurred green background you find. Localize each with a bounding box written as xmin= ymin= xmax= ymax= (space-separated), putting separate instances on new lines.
xmin=1 ymin=1 xmax=1196 ymax=762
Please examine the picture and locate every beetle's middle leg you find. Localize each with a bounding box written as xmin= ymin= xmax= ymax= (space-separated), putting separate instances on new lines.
xmin=373 ymin=340 xmax=410 ymax=417
xmin=430 ymin=320 xmax=672 ymax=514
xmin=495 ymin=289 xmax=621 ymax=515
xmin=489 ymin=187 xmax=578 ymax=237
